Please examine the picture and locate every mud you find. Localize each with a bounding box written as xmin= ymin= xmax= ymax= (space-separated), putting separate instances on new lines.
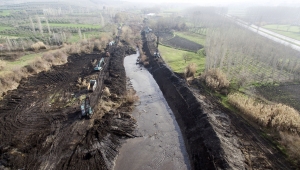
xmin=142 ymin=31 xmax=293 ymax=170
xmin=114 ymin=52 xmax=190 ymax=170
xmin=0 ymin=45 xmax=137 ymax=170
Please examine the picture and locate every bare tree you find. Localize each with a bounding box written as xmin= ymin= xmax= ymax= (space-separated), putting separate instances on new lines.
xmin=29 ymin=16 xmax=35 ymax=33
xmin=36 ymin=16 xmax=43 ymax=35
xmin=45 ymin=18 xmax=51 ymax=34
xmin=78 ymin=29 xmax=82 ymax=40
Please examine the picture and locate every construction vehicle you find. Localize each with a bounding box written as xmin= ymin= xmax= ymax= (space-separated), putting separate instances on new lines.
xmin=94 ymin=57 xmax=105 ymax=71
xmin=154 ymin=51 xmax=160 ymax=58
xmin=109 ymin=41 xmax=115 ymax=46
xmin=80 ymin=96 xmax=93 ymax=119
xmin=87 ymin=80 xmax=97 ymax=92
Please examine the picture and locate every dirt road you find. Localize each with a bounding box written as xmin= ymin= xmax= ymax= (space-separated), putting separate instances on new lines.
xmin=114 ymin=52 xmax=190 ymax=170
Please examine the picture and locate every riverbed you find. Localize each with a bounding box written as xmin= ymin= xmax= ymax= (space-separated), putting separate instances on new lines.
xmin=114 ymin=52 xmax=190 ymax=170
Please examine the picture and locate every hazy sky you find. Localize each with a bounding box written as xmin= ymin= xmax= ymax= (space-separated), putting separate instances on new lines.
xmin=123 ymin=0 xmax=300 ymax=6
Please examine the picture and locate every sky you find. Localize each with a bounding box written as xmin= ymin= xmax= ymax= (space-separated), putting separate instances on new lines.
xmin=122 ymin=0 xmax=300 ymax=6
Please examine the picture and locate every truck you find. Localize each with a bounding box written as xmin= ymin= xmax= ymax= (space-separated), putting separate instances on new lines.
xmin=87 ymin=80 xmax=97 ymax=92
xmin=80 ymin=96 xmax=93 ymax=119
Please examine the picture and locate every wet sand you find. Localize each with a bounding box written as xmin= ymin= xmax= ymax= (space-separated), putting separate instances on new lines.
xmin=114 ymin=52 xmax=190 ymax=170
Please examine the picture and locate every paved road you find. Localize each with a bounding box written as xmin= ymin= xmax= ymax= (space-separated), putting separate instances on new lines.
xmin=225 ymin=14 xmax=300 ymax=52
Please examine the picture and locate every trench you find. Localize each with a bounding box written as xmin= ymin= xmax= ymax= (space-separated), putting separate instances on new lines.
xmin=114 ymin=51 xmax=191 ymax=170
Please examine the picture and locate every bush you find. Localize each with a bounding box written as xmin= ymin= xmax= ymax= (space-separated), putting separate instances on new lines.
xmin=201 ymin=68 xmax=229 ymax=90
xmin=279 ymin=132 xmax=300 ymax=166
xmin=0 ymin=60 xmax=6 ymax=71
xmin=125 ymin=89 xmax=138 ymax=104
xmin=31 ymin=41 xmax=46 ymax=51
xmin=184 ymin=63 xmax=197 ymax=78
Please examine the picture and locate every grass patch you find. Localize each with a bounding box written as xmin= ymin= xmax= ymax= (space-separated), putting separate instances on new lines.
xmin=0 ymin=10 xmax=10 ymax=16
xmin=263 ymin=24 xmax=300 ymax=41
xmin=6 ymin=53 xmax=42 ymax=68
xmin=67 ymin=31 xmax=108 ymax=43
xmin=0 ymin=26 xmax=12 ymax=32
xmin=175 ymin=31 xmax=206 ymax=45
xmin=158 ymin=45 xmax=205 ymax=74
xmin=48 ymin=23 xmax=101 ymax=29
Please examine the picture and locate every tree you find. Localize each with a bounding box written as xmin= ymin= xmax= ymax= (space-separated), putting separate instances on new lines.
xmin=29 ymin=16 xmax=35 ymax=33
xmin=36 ymin=16 xmax=43 ymax=35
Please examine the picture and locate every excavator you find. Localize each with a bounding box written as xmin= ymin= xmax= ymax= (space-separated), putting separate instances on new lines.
xmin=94 ymin=57 xmax=105 ymax=71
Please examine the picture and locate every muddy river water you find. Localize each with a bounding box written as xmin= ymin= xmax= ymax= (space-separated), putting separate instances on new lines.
xmin=114 ymin=52 xmax=190 ymax=170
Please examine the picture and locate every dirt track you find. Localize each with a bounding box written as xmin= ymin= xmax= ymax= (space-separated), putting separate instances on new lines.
xmin=0 ymin=45 xmax=137 ymax=170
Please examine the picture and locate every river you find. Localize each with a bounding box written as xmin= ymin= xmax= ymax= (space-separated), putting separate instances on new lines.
xmin=114 ymin=52 xmax=190 ymax=170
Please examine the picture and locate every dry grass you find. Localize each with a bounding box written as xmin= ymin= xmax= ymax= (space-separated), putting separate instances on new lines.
xmin=125 ymin=89 xmax=139 ymax=105
xmin=102 ymin=87 xmax=111 ymax=97
xmin=0 ymin=60 xmax=6 ymax=71
xmin=228 ymin=92 xmax=300 ymax=166
xmin=184 ymin=63 xmax=197 ymax=78
xmin=31 ymin=42 xmax=47 ymax=51
xmin=228 ymin=93 xmax=300 ymax=134
xmin=201 ymin=68 xmax=229 ymax=91
xmin=279 ymin=132 xmax=300 ymax=166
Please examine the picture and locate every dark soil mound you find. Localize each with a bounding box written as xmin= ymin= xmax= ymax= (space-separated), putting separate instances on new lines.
xmin=0 ymin=46 xmax=136 ymax=170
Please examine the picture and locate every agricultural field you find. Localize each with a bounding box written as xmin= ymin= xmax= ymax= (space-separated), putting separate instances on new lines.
xmin=161 ymin=35 xmax=203 ymax=52
xmin=256 ymin=84 xmax=300 ymax=112
xmin=0 ymin=25 xmax=11 ymax=31
xmin=48 ymin=23 xmax=101 ymax=29
xmin=0 ymin=10 xmax=10 ymax=16
xmin=175 ymin=31 xmax=206 ymax=45
xmin=263 ymin=24 xmax=300 ymax=41
xmin=158 ymin=45 xmax=205 ymax=74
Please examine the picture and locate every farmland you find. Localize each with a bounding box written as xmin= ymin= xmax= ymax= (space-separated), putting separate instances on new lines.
xmin=263 ymin=24 xmax=300 ymax=41
xmin=175 ymin=31 xmax=206 ymax=45
xmin=158 ymin=45 xmax=205 ymax=74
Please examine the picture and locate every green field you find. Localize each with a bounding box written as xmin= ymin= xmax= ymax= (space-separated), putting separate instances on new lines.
xmin=48 ymin=23 xmax=101 ymax=29
xmin=158 ymin=45 xmax=205 ymax=74
xmin=263 ymin=25 xmax=300 ymax=41
xmin=67 ymin=31 xmax=109 ymax=43
xmin=0 ymin=10 xmax=10 ymax=16
xmin=175 ymin=31 xmax=206 ymax=45
xmin=0 ymin=26 xmax=12 ymax=31
xmin=6 ymin=53 xmax=42 ymax=68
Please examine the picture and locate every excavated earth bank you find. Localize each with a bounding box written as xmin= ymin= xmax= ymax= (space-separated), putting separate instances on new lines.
xmin=0 ymin=45 xmax=137 ymax=170
xmin=143 ymin=31 xmax=293 ymax=170
xmin=143 ymin=32 xmax=245 ymax=169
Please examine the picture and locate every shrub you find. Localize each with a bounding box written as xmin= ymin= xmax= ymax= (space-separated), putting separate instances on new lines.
xmin=31 ymin=41 xmax=46 ymax=51
xmin=125 ymin=89 xmax=138 ymax=105
xmin=0 ymin=60 xmax=6 ymax=71
xmin=184 ymin=63 xmax=197 ymax=78
xmin=201 ymin=68 xmax=229 ymax=90
xmin=103 ymin=87 xmax=111 ymax=97
xmin=279 ymin=132 xmax=300 ymax=166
